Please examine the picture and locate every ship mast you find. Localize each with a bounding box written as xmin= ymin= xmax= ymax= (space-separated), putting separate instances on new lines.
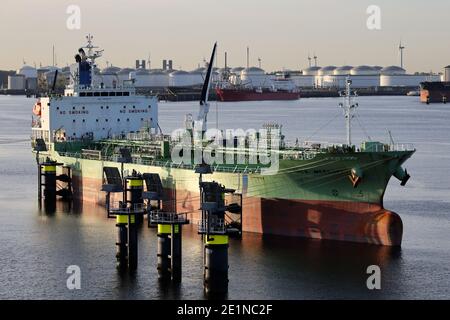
xmin=81 ymin=34 xmax=104 ymax=87
xmin=339 ymin=78 xmax=358 ymax=146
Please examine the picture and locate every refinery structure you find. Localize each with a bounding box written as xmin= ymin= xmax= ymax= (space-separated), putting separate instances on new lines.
xmin=1 ymin=45 xmax=445 ymax=97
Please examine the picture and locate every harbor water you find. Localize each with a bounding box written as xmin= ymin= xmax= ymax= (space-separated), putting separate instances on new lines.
xmin=0 ymin=95 xmax=449 ymax=299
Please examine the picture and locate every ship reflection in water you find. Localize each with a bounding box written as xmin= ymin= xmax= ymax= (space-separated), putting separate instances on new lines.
xmin=33 ymin=199 xmax=403 ymax=300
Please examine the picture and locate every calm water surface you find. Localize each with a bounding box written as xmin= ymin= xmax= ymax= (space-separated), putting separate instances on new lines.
xmin=0 ymin=95 xmax=449 ymax=299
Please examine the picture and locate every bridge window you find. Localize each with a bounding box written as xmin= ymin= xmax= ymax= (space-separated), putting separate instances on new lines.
xmin=94 ymin=92 xmax=100 ymax=96
xmin=123 ymin=92 xmax=130 ymax=96
xmin=116 ymin=92 xmax=123 ymax=96
xmin=109 ymin=92 xmax=116 ymax=96
xmin=86 ymin=92 xmax=93 ymax=97
xmin=101 ymin=92 xmax=108 ymax=97
xmin=80 ymin=92 xmax=86 ymax=97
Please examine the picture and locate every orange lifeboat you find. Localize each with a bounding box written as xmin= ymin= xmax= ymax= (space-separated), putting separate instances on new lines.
xmin=32 ymin=101 xmax=42 ymax=116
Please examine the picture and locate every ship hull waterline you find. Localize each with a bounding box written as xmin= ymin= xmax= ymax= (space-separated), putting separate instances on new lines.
xmin=43 ymin=149 xmax=413 ymax=247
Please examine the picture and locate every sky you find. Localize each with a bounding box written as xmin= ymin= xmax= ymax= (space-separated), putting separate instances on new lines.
xmin=0 ymin=0 xmax=449 ymax=73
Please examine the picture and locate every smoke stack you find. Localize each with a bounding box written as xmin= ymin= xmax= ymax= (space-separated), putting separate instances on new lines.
xmin=246 ymin=46 xmax=249 ymax=68
xmin=142 ymin=60 xmax=146 ymax=69
xmin=163 ymin=59 xmax=167 ymax=71
xmin=136 ymin=60 xmax=140 ymax=69
xmin=168 ymin=60 xmax=173 ymax=71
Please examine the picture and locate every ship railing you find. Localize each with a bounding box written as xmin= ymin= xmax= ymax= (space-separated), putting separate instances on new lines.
xmin=57 ymin=152 xmax=262 ymax=174
xmin=108 ymin=202 xmax=146 ymax=215
xmin=198 ymin=219 xmax=226 ymax=234
xmin=387 ymin=143 xmax=415 ymax=152
xmin=148 ymin=210 xmax=189 ymax=224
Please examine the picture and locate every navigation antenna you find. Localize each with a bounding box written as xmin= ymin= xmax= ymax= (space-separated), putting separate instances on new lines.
xmin=81 ymin=34 xmax=104 ymax=85
xmin=339 ymin=78 xmax=358 ymax=146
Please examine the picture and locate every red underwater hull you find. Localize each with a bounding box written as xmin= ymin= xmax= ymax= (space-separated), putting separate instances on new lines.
xmin=72 ymin=175 xmax=403 ymax=246
xmin=216 ymin=88 xmax=300 ymax=102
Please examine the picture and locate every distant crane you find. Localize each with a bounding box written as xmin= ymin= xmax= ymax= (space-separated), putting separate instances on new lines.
xmin=313 ymin=53 xmax=318 ymax=67
xmin=399 ymin=41 xmax=405 ymax=69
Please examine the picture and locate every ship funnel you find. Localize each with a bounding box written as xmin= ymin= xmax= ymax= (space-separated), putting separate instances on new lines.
xmin=394 ymin=166 xmax=410 ymax=186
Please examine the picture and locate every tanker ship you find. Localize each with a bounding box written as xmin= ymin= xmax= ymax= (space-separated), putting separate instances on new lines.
xmin=215 ymin=87 xmax=300 ymax=102
xmin=31 ymin=36 xmax=415 ymax=246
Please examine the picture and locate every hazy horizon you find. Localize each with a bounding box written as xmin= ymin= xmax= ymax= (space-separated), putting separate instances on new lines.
xmin=0 ymin=0 xmax=449 ymax=73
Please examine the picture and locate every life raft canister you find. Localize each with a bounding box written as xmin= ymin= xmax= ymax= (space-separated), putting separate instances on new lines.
xmin=33 ymin=100 xmax=42 ymax=116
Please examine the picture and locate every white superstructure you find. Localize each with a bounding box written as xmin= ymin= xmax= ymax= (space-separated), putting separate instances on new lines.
xmin=31 ymin=35 xmax=158 ymax=144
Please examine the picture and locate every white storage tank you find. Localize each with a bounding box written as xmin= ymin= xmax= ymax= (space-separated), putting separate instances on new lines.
xmin=333 ymin=66 xmax=353 ymax=76
xmin=445 ymin=65 xmax=450 ymax=82
xmin=8 ymin=74 xmax=26 ymax=90
xmin=240 ymin=67 xmax=271 ymax=88
xmin=17 ymin=65 xmax=37 ymax=79
xmin=148 ymin=69 xmax=169 ymax=87
xmin=318 ymin=66 xmax=337 ymax=76
xmin=169 ymin=70 xmax=192 ymax=87
xmin=117 ymin=68 xmax=134 ymax=86
xmin=350 ymin=65 xmax=379 ymax=75
xmin=189 ymin=67 xmax=206 ymax=86
xmin=100 ymin=67 xmax=120 ymax=88
xmin=302 ymin=66 xmax=321 ymax=76
xmin=133 ymin=69 xmax=151 ymax=87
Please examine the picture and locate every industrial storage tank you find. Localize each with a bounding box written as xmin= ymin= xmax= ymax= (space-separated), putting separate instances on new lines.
xmin=133 ymin=69 xmax=151 ymax=87
xmin=302 ymin=66 xmax=321 ymax=76
xmin=148 ymin=69 xmax=169 ymax=87
xmin=333 ymin=66 xmax=353 ymax=76
xmin=8 ymin=74 xmax=26 ymax=90
xmin=444 ymin=66 xmax=450 ymax=82
xmin=117 ymin=68 xmax=134 ymax=86
xmin=231 ymin=67 xmax=245 ymax=75
xmin=240 ymin=67 xmax=271 ymax=88
xmin=100 ymin=67 xmax=120 ymax=88
xmin=318 ymin=66 xmax=337 ymax=76
xmin=347 ymin=65 xmax=380 ymax=87
xmin=169 ymin=70 xmax=192 ymax=87
xmin=189 ymin=67 xmax=206 ymax=86
xmin=350 ymin=65 xmax=379 ymax=75
xmin=380 ymin=66 xmax=440 ymax=87
xmin=17 ymin=65 xmax=37 ymax=79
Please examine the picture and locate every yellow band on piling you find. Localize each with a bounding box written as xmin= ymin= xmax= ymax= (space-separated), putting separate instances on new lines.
xmin=172 ymin=224 xmax=179 ymax=234
xmin=158 ymin=224 xmax=171 ymax=234
xmin=43 ymin=165 xmax=56 ymax=173
xmin=205 ymin=235 xmax=229 ymax=245
xmin=116 ymin=214 xmax=135 ymax=224
xmin=128 ymin=179 xmax=143 ymax=187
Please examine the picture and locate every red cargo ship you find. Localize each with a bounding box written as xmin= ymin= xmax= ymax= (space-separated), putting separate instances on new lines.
xmin=216 ymin=87 xmax=300 ymax=102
